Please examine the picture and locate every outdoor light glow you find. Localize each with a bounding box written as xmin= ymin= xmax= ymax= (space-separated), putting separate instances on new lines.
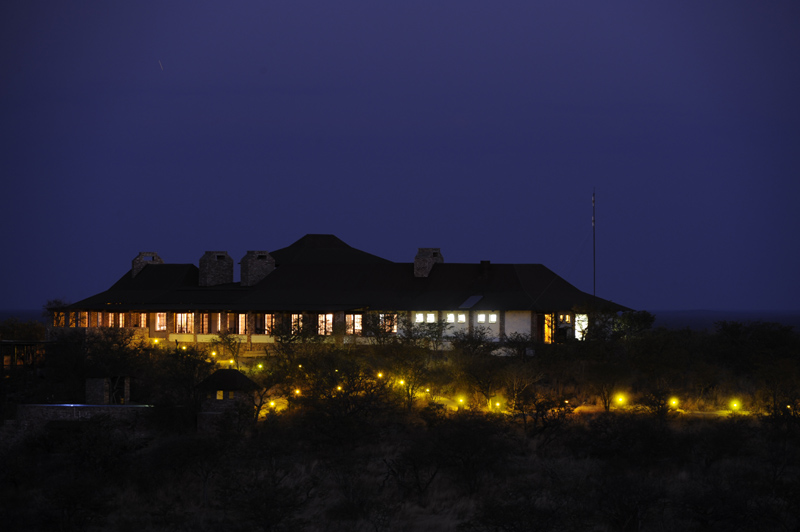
xmin=295 ymin=389 xmax=301 ymax=395
xmin=337 ymin=386 xmax=342 ymax=391
xmin=269 ymin=401 xmax=275 ymax=407
xmin=181 ymin=346 xmax=187 ymax=350
xmin=496 ymin=402 xmax=500 ymax=407
xmin=615 ymin=394 xmax=625 ymax=404
xmin=425 ymin=388 xmax=430 ymax=393
xmin=257 ymin=364 xmax=263 ymax=369
xmin=731 ymin=400 xmax=740 ymax=410
xmin=670 ymin=398 xmax=679 ymax=407
xmin=229 ymin=359 xmax=234 ymax=364
xmin=211 ymin=351 xmax=216 ymax=356
xmin=399 ymin=380 xmax=405 ymax=385
xmin=459 ymin=398 xmax=464 ymax=403
xmin=153 ymin=339 xmax=159 ymax=344
xmin=377 ymin=372 xmax=383 ymax=378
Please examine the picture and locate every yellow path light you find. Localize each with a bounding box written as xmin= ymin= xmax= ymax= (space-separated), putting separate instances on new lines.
xmin=669 ymin=397 xmax=679 ymax=408
xmin=615 ymin=394 xmax=625 ymax=405
xmin=399 ymin=379 xmax=405 ymax=385
xmin=294 ymin=389 xmax=301 ymax=395
xmin=730 ymin=400 xmax=741 ymax=411
xmin=377 ymin=372 xmax=383 ymax=378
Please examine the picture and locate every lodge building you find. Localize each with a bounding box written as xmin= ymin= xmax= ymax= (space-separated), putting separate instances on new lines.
xmin=56 ymin=234 xmax=627 ymax=356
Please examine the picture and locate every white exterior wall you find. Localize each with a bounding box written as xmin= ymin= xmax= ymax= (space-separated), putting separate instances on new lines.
xmin=505 ymin=311 xmax=532 ymax=336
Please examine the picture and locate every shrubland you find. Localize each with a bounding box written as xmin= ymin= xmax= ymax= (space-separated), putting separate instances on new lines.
xmin=1 ymin=314 xmax=799 ymax=530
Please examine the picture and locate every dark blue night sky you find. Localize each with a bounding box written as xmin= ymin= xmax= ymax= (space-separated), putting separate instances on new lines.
xmin=2 ymin=1 xmax=799 ymax=312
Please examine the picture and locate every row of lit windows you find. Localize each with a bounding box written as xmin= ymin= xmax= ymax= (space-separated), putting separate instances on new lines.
xmin=59 ymin=311 xmax=586 ymax=341
xmin=415 ymin=312 xmax=496 ymax=324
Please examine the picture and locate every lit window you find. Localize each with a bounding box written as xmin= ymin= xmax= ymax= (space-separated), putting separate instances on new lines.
xmin=477 ymin=314 xmax=486 ymax=323
xmin=346 ymin=314 xmax=362 ymax=335
xmin=426 ymin=313 xmax=435 ymax=323
xmin=446 ymin=313 xmax=455 ymax=323
xmin=79 ymin=312 xmax=88 ymax=327
xmin=138 ymin=313 xmax=147 ymax=328
xmin=544 ymin=314 xmax=555 ymax=344
xmin=156 ymin=313 xmax=167 ymax=331
xmin=292 ymin=314 xmax=303 ymax=334
xmin=380 ymin=313 xmax=397 ymax=333
xmin=318 ymin=313 xmax=333 ymax=335
xmin=53 ymin=312 xmax=65 ymax=327
xmin=216 ymin=390 xmax=223 ymax=400
xmin=175 ymin=313 xmax=194 ymax=334
xmin=238 ymin=314 xmax=246 ymax=334
xmin=575 ymin=314 xmax=589 ymax=341
xmin=458 ymin=313 xmax=466 ymax=323
xmin=415 ymin=313 xmax=424 ymax=323
xmin=118 ymin=313 xmax=126 ymax=328
xmin=489 ymin=314 xmax=497 ymax=324
xmin=264 ymin=314 xmax=274 ymax=334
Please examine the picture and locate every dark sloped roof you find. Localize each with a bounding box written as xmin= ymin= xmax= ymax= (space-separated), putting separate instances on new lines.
xmin=197 ymin=369 xmax=260 ymax=391
xmin=70 ymin=264 xmax=200 ymax=309
xmin=270 ymin=234 xmax=391 ymax=265
xmin=67 ymin=235 xmax=629 ymax=313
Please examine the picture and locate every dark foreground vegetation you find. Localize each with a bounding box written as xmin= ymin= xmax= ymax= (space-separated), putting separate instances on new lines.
xmin=1 ymin=313 xmax=800 ymax=531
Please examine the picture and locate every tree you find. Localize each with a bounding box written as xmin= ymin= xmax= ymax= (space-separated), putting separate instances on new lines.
xmin=451 ymin=327 xmax=504 ymax=408
xmin=210 ymin=328 xmax=245 ymax=370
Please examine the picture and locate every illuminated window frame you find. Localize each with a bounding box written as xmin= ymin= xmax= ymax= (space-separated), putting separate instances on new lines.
xmin=156 ymin=312 xmax=167 ymax=332
xmin=346 ymin=313 xmax=362 ymax=335
xmin=291 ymin=314 xmax=303 ymax=334
xmin=380 ymin=313 xmax=397 ymax=334
xmin=264 ymin=314 xmax=275 ymax=335
xmin=318 ymin=313 xmax=333 ymax=335
xmin=415 ymin=313 xmax=424 ymax=323
xmin=458 ymin=313 xmax=466 ymax=323
xmin=175 ymin=313 xmax=194 ymax=334
xmin=446 ymin=313 xmax=455 ymax=323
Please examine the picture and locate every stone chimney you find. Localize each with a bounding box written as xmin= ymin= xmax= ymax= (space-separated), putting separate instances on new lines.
xmin=199 ymin=251 xmax=234 ymax=286
xmin=240 ymin=251 xmax=276 ymax=286
xmin=132 ymin=252 xmax=164 ymax=277
xmin=414 ymin=248 xmax=443 ymax=278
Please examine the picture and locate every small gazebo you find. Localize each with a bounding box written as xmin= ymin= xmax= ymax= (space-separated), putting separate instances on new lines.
xmin=196 ymin=368 xmax=260 ymax=412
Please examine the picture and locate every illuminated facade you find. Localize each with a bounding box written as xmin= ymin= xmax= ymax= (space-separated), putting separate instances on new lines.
xmin=57 ymin=234 xmax=626 ymax=356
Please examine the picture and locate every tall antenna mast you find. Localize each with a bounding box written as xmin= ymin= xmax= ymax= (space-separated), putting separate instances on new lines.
xmin=592 ymin=189 xmax=597 ymax=297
